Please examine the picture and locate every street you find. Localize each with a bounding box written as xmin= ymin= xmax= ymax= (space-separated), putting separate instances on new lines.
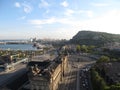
xmin=0 ymin=63 xmax=27 ymax=87
xmin=58 ymin=54 xmax=96 ymax=90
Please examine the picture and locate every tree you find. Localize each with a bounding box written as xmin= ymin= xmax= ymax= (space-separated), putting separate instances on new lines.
xmin=76 ymin=45 xmax=81 ymax=53
xmin=88 ymin=45 xmax=95 ymax=53
xmin=81 ymin=45 xmax=88 ymax=53
xmin=97 ymin=55 xmax=110 ymax=63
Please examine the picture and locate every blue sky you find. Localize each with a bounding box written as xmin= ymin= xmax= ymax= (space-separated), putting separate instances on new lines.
xmin=0 ymin=0 xmax=120 ymax=40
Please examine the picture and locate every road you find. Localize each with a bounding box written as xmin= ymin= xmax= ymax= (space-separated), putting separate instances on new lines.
xmin=58 ymin=60 xmax=77 ymax=90
xmin=58 ymin=54 xmax=96 ymax=90
xmin=31 ymin=53 xmax=57 ymax=61
xmin=0 ymin=63 xmax=27 ymax=87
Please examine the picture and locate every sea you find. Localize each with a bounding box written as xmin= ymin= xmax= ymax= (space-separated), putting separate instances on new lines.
xmin=0 ymin=44 xmax=37 ymax=50
xmin=0 ymin=40 xmax=37 ymax=50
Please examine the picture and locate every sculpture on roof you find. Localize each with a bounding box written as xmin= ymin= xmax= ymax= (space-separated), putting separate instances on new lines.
xmin=30 ymin=64 xmax=40 ymax=76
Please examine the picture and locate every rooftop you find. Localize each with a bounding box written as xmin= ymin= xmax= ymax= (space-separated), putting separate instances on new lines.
xmin=27 ymin=56 xmax=63 ymax=80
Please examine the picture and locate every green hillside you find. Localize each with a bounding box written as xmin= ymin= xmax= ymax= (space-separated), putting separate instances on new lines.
xmin=70 ymin=31 xmax=120 ymax=46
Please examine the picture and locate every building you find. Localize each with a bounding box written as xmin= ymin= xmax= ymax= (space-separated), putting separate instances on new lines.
xmin=27 ymin=55 xmax=68 ymax=90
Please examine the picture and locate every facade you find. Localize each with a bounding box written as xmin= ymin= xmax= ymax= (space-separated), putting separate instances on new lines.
xmin=27 ymin=55 xmax=68 ymax=90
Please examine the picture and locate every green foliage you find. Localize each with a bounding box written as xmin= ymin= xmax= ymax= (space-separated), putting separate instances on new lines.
xmin=97 ymin=56 xmax=110 ymax=63
xmin=111 ymin=58 xmax=117 ymax=62
xmin=76 ymin=45 xmax=81 ymax=52
xmin=87 ymin=45 xmax=95 ymax=53
xmin=91 ymin=68 xmax=107 ymax=90
xmin=118 ymin=58 xmax=120 ymax=61
xmin=75 ymin=44 xmax=95 ymax=53
xmin=91 ymin=68 xmax=120 ymax=90
xmin=81 ymin=45 xmax=88 ymax=52
xmin=116 ymin=83 xmax=120 ymax=86
xmin=70 ymin=31 xmax=120 ymax=46
xmin=109 ymin=85 xmax=120 ymax=90
xmin=103 ymin=48 xmax=110 ymax=52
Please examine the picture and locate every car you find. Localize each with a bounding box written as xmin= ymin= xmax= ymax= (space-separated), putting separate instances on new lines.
xmin=82 ymin=83 xmax=86 ymax=87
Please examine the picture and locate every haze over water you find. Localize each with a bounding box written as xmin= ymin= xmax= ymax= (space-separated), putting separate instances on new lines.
xmin=0 ymin=40 xmax=37 ymax=50
xmin=0 ymin=44 xmax=36 ymax=50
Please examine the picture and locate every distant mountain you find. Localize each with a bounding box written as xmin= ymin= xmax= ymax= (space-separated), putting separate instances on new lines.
xmin=70 ymin=31 xmax=120 ymax=46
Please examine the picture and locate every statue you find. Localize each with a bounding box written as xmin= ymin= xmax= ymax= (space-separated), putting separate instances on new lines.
xmin=30 ymin=64 xmax=40 ymax=76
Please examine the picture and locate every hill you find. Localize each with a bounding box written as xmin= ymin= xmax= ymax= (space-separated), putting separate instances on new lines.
xmin=70 ymin=31 xmax=120 ymax=46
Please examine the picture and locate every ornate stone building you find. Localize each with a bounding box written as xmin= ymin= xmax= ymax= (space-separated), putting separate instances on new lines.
xmin=27 ymin=55 xmax=68 ymax=90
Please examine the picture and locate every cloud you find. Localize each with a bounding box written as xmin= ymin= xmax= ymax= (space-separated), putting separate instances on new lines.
xmin=61 ymin=1 xmax=69 ymax=7
xmin=39 ymin=0 xmax=49 ymax=8
xmin=65 ymin=9 xmax=74 ymax=16
xmin=45 ymin=9 xmax=50 ymax=13
xmin=22 ymin=3 xmax=32 ymax=13
xmin=33 ymin=25 xmax=42 ymax=29
xmin=18 ymin=16 xmax=26 ymax=20
xmin=15 ymin=2 xmax=32 ymax=14
xmin=91 ymin=3 xmax=110 ymax=7
xmin=86 ymin=11 xmax=93 ymax=18
xmin=29 ymin=17 xmax=56 ymax=25
xmin=78 ymin=10 xmax=93 ymax=18
xmin=28 ymin=17 xmax=73 ymax=26
xmin=52 ymin=28 xmax=76 ymax=39
xmin=15 ymin=2 xmax=21 ymax=8
xmin=75 ymin=9 xmax=120 ymax=34
xmin=29 ymin=9 xmax=120 ymax=38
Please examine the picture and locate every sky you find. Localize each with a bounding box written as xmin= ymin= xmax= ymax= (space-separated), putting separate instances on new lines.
xmin=0 ymin=0 xmax=120 ymax=40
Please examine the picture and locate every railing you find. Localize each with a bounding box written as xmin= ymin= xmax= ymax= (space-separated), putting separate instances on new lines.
xmin=4 ymin=58 xmax=28 ymax=71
